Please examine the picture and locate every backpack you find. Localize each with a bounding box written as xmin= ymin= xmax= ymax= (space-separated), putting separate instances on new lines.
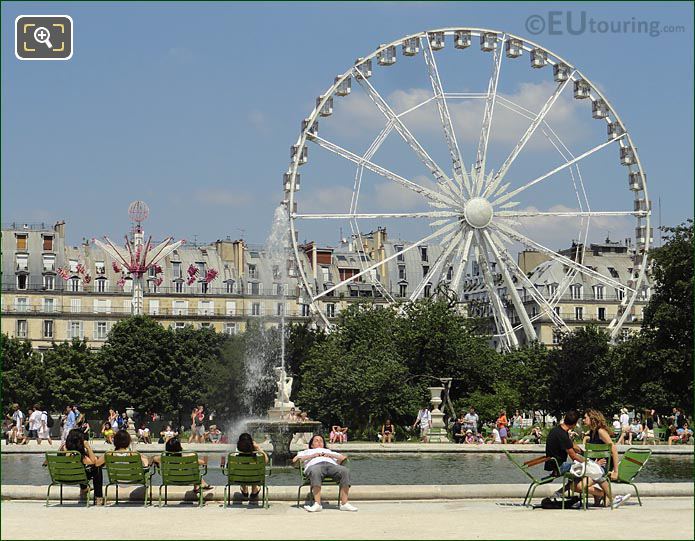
xmin=45 ymin=413 xmax=54 ymax=428
xmin=539 ymin=496 xmax=581 ymax=509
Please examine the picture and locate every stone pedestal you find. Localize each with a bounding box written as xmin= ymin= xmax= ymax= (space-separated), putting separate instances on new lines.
xmin=246 ymin=420 xmax=321 ymax=466
xmin=427 ymin=386 xmax=449 ymax=443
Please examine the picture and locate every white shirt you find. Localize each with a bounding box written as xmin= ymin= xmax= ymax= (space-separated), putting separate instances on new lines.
xmin=29 ymin=410 xmax=42 ymax=431
xmin=464 ymin=413 xmax=479 ymax=430
xmin=612 ymin=420 xmax=621 ymax=430
xmin=296 ymin=447 xmax=341 ymax=470
xmin=417 ymin=409 xmax=432 ymax=426
xmin=491 ymin=428 xmax=502 ymax=443
xmin=620 ymin=413 xmax=629 ymax=426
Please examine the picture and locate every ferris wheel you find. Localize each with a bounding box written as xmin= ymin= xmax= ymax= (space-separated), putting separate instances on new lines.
xmin=283 ymin=27 xmax=650 ymax=350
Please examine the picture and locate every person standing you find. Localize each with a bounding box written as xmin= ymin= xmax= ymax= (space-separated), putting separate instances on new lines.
xmin=617 ymin=408 xmax=630 ymax=444
xmin=62 ymin=405 xmax=76 ymax=442
xmin=11 ymin=404 xmax=25 ymax=444
xmin=28 ymin=406 xmax=43 ymax=443
xmin=496 ymin=410 xmax=509 ymax=443
xmin=412 ymin=406 xmax=432 ymax=443
xmin=193 ymin=405 xmax=206 ymax=444
xmin=464 ymin=407 xmax=479 ymax=435
xmin=37 ymin=405 xmax=53 ymax=445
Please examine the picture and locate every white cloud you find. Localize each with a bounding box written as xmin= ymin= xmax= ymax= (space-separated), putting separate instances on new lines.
xmin=297 ymin=185 xmax=354 ymax=214
xmin=194 ymin=187 xmax=253 ymax=207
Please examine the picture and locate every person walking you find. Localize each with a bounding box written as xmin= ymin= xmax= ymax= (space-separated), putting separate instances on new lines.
xmin=412 ymin=406 xmax=432 ymax=443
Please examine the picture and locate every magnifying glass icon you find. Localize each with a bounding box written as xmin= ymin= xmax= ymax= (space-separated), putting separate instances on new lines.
xmin=34 ymin=27 xmax=53 ymax=49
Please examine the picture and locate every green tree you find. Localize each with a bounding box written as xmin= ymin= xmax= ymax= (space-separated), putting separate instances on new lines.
xmin=1 ymin=334 xmax=51 ymax=411
xmin=503 ymin=341 xmax=552 ymax=415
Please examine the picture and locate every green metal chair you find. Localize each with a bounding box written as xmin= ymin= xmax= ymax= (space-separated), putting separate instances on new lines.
xmin=296 ymin=458 xmax=347 ymax=507
xmin=613 ymin=447 xmax=652 ymax=505
xmin=45 ymin=451 xmax=91 ymax=507
xmin=222 ymin=453 xmax=269 ymax=508
xmin=503 ymin=451 xmax=569 ymax=507
xmin=653 ymin=427 xmax=668 ymax=444
xmin=158 ymin=452 xmax=207 ymax=507
xmin=104 ymin=452 xmax=155 ymax=506
xmin=580 ymin=443 xmax=613 ymax=510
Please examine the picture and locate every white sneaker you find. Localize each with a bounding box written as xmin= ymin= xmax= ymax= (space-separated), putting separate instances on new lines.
xmin=303 ymin=502 xmax=323 ymax=512
xmin=613 ymin=494 xmax=631 ymax=508
xmin=339 ymin=502 xmax=358 ymax=512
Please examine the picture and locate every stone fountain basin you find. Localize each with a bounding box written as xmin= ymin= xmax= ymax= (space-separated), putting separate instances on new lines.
xmin=246 ymin=420 xmax=323 ymax=466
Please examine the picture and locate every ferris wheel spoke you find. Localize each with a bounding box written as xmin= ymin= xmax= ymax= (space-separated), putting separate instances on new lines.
xmin=480 ymin=230 xmax=537 ymax=342
xmin=312 ymin=220 xmax=459 ymax=302
xmin=353 ymin=70 xmax=460 ymax=199
xmin=484 ymin=74 xmax=575 ymax=198
xmin=294 ymin=211 xmax=459 ymax=220
xmin=493 ymin=135 xmax=626 ymax=206
xmin=488 ymin=230 xmax=570 ymax=332
xmin=491 ymin=222 xmax=633 ymax=293
xmin=496 ymin=210 xmax=646 ymax=218
xmin=474 ymin=34 xmax=506 ymax=194
xmin=309 ymin=134 xmax=456 ymax=207
xmin=473 ymin=230 xmax=518 ymax=349
xmin=409 ymin=228 xmax=463 ymax=301
xmin=421 ymin=36 xmax=472 ymax=198
xmin=449 ymin=228 xmax=474 ymax=295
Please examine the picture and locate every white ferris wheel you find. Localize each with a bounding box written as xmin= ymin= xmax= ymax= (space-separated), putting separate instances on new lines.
xmin=283 ymin=27 xmax=651 ymax=350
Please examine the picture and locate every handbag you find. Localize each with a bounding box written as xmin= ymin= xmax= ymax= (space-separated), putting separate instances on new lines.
xmin=570 ymin=459 xmax=604 ymax=481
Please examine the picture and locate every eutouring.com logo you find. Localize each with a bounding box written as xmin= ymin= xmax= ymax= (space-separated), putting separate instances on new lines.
xmin=525 ymin=11 xmax=686 ymax=38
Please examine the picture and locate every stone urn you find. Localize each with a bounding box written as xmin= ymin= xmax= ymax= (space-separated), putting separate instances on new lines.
xmin=427 ymin=386 xmax=449 ymax=443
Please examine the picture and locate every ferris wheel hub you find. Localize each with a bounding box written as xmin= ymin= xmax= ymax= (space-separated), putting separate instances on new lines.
xmin=463 ymin=197 xmax=493 ymax=229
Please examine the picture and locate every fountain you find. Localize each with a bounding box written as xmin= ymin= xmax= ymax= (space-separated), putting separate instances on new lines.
xmin=245 ymin=203 xmax=321 ymax=466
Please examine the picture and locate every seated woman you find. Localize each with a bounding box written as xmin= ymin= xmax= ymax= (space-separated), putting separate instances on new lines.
xmin=159 ymin=425 xmax=177 ymax=444
xmin=101 ymin=422 xmax=115 ymax=445
xmin=464 ymin=429 xmax=478 ymax=444
xmin=112 ymin=429 xmax=151 ymax=468
xmin=158 ymin=437 xmax=212 ymax=492
xmin=292 ymin=434 xmax=357 ymax=513
xmin=235 ymin=432 xmax=269 ymax=500
xmin=207 ymin=425 xmax=222 ymax=443
xmin=581 ymin=409 xmax=619 ymax=507
xmin=485 ymin=427 xmax=502 ymax=444
xmin=669 ymin=423 xmax=693 ymax=445
xmin=63 ymin=428 xmax=105 ymax=505
xmin=519 ymin=426 xmax=542 ymax=444
xmin=630 ymin=419 xmax=643 ymax=443
xmin=329 ymin=425 xmax=342 ymax=444
xmin=380 ymin=419 xmax=395 ymax=444
xmin=338 ymin=426 xmax=349 ymax=443
xmin=137 ymin=423 xmax=151 ymax=444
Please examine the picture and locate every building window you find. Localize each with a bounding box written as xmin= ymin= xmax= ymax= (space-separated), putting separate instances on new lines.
xmin=552 ymin=332 xmax=561 ymax=345
xmin=616 ymin=288 xmax=625 ymax=301
xmin=95 ymin=261 xmax=105 ymax=275
xmin=399 ymin=283 xmax=407 ymax=297
xmin=250 ymin=282 xmax=260 ymax=295
xmin=15 ymin=297 xmax=28 ymax=312
xmin=43 ymin=298 xmax=55 ymax=312
xmin=420 ymin=246 xmax=428 ymax=262
xmin=226 ymin=280 xmax=235 ymax=294
xmin=149 ymin=300 xmax=159 ymax=316
xmin=16 ymin=254 xmax=28 ymax=271
xmin=17 ymin=275 xmax=28 ymax=290
xmin=17 ymin=320 xmax=28 ymax=338
xmin=172 ymin=261 xmax=182 ymax=278
xmin=42 ymin=235 xmax=54 ymax=251
xmin=69 ymin=259 xmax=78 ymax=273
xmin=272 ymin=265 xmax=280 ymax=279
xmin=225 ymin=301 xmax=236 ymax=316
xmin=147 ymin=280 xmax=157 ymax=293
xmin=597 ymin=307 xmax=606 ymax=321
xmin=95 ymin=321 xmax=109 ymax=340
xmin=43 ymin=274 xmax=55 ymax=290
xmin=422 ymin=265 xmax=429 ymax=277
xmin=200 ymin=322 xmax=212 ymax=329
xmin=43 ymin=320 xmax=54 ymax=339
xmin=547 ymin=283 xmax=558 ymax=298
xmin=198 ymin=301 xmax=213 ymax=316
xmin=593 ymin=285 xmax=604 ymax=300
xmin=326 ymin=303 xmax=335 ymax=318
xmin=277 ymin=303 xmax=284 ymax=316
xmin=43 ymin=254 xmax=56 ymax=271
xmin=301 ymin=304 xmax=310 ymax=317
xmin=575 ymin=307 xmax=583 ymax=320
xmin=123 ymin=278 xmax=133 ymax=293
xmin=174 ymin=322 xmax=186 ymax=330
xmin=16 ymin=234 xmax=28 ymax=251
xmin=174 ymin=281 xmax=184 ymax=293
xmin=224 ymin=323 xmax=237 ymax=335
xmin=148 ymin=266 xmax=157 ymax=278
xmin=248 ymin=264 xmax=257 ymax=279
xmin=94 ymin=299 xmax=111 ymax=314
xmin=570 ymin=284 xmax=582 ymax=300
xmin=69 ymin=277 xmax=80 ymax=292
xmin=69 ymin=321 xmax=83 ymax=339
xmin=173 ymin=301 xmax=188 ymax=316
xmin=200 ymin=281 xmax=209 ymax=294
xmin=424 ymin=284 xmax=432 ymax=298
xmin=70 ymin=298 xmax=81 ymax=313
xmin=398 ymin=265 xmax=406 ymax=280
xmin=446 ymin=266 xmax=453 ymax=281
xmin=553 ymin=306 xmax=561 ymax=318
xmin=395 ymin=246 xmax=404 ymax=262
xmin=96 ymin=278 xmax=107 ymax=293
xmin=321 ymin=267 xmax=330 ymax=283
xmin=252 ymin=303 xmax=261 ymax=316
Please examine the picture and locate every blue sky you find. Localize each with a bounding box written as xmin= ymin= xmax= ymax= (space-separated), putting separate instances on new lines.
xmin=2 ymin=1 xmax=692 ymax=248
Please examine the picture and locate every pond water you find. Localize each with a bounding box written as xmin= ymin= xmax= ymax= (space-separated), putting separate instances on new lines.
xmin=2 ymin=452 xmax=692 ymax=486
